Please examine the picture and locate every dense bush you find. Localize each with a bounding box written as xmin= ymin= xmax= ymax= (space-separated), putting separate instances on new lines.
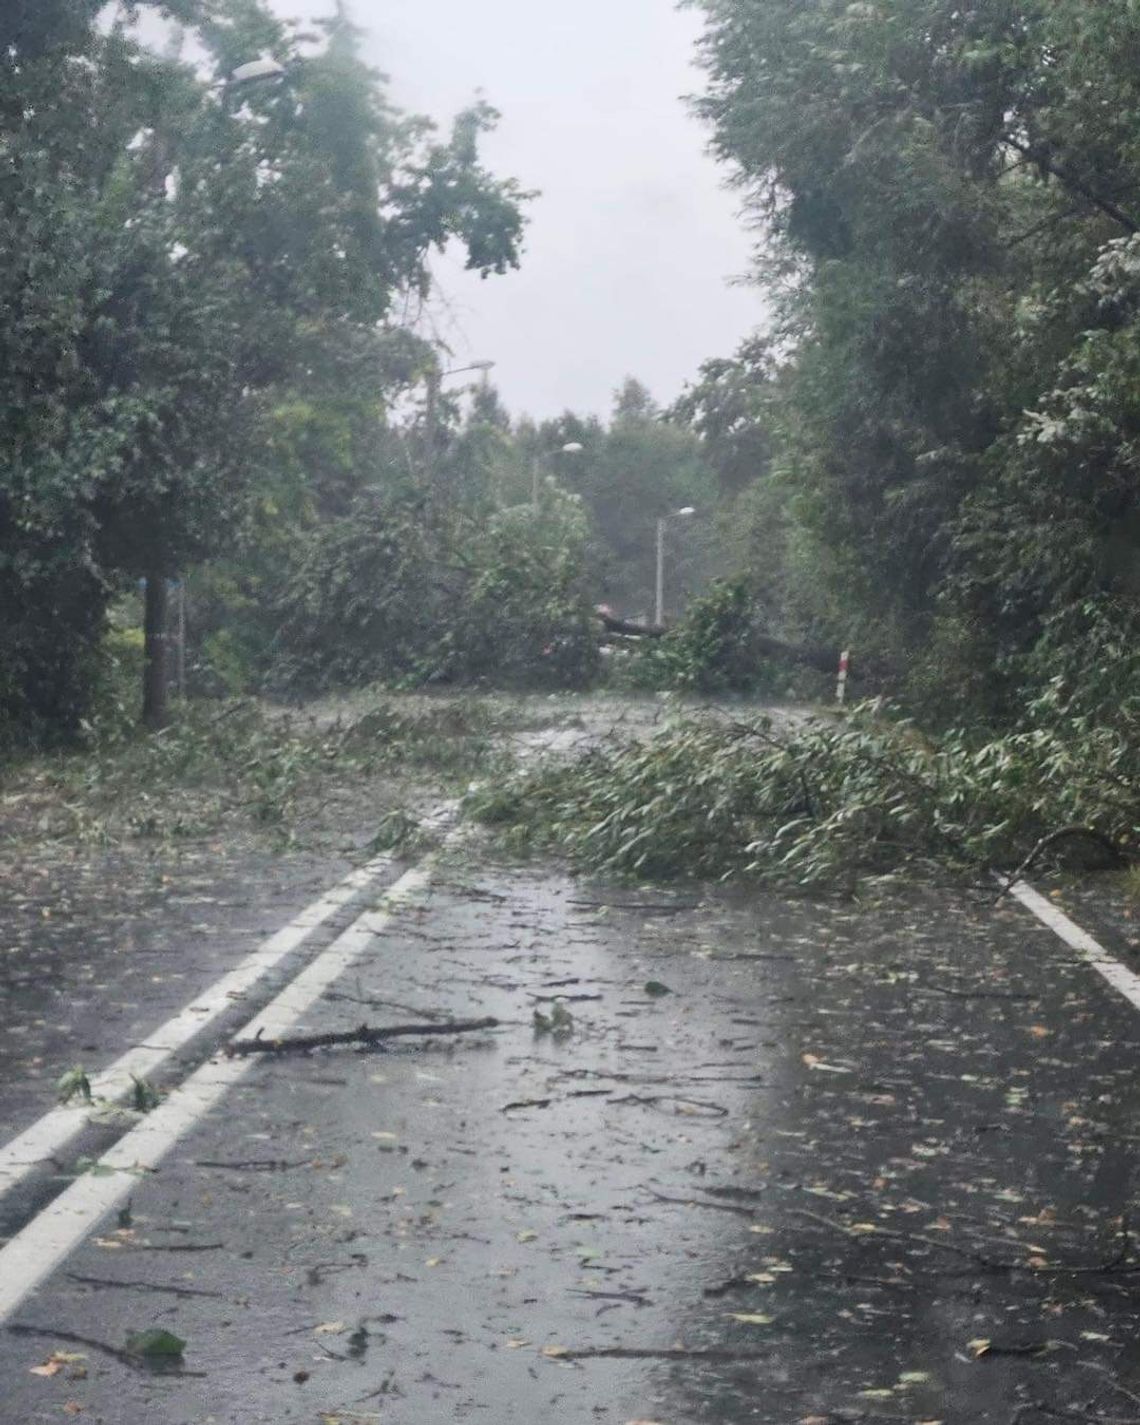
xmin=620 ymin=579 xmax=782 ymax=694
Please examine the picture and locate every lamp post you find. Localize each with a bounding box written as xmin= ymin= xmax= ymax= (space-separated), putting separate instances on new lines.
xmin=144 ymin=56 xmax=291 ymax=731
xmin=424 ymin=359 xmax=496 ymax=487
xmin=655 ymin=506 xmax=696 ymax=627
xmin=533 ymin=442 xmax=584 ymax=507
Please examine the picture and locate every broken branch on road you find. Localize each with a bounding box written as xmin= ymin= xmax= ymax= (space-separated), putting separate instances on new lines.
xmin=226 ymin=1017 xmax=500 ymax=1057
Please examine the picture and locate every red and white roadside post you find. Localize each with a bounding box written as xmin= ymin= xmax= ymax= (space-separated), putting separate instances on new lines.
xmin=836 ymin=649 xmax=851 ymax=705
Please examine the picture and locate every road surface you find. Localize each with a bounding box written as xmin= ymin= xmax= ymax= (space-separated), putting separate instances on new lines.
xmin=1 ymin=701 xmax=1139 ymax=1424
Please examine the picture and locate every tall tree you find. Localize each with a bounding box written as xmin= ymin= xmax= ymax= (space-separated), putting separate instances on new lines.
xmin=0 ymin=0 xmax=531 ymax=737
xmin=689 ymin=0 xmax=1140 ymax=705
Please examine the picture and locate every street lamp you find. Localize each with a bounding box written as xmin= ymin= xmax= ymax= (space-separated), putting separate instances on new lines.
xmin=655 ymin=506 xmax=696 ymax=627
xmin=229 ymin=58 xmax=287 ymax=85
xmin=533 ymin=443 xmax=584 ymax=507
xmin=440 ymin=359 xmax=496 ymax=386
xmin=424 ymin=359 xmax=496 ymax=483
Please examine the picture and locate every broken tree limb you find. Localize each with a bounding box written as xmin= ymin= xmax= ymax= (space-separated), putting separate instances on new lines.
xmin=226 ymin=1017 xmax=500 ymax=1058
xmin=992 ymin=825 xmax=1129 ymax=903
xmin=595 ymin=610 xmax=852 ymax=676
xmin=596 ymin=611 xmax=667 ymax=639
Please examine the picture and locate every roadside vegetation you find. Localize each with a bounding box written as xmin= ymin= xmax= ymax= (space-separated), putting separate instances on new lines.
xmin=1 ymin=686 xmax=510 ymax=852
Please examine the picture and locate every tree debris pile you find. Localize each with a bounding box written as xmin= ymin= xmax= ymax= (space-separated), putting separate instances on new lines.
xmin=470 ymin=697 xmax=1138 ymax=890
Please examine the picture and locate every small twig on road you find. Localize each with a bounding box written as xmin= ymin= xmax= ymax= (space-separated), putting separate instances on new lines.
xmin=130 ymin=1241 xmax=226 ymax=1253
xmin=548 ymin=1344 xmax=773 ymax=1362
xmin=613 ymin=1094 xmax=729 ymax=1118
xmin=569 ymin=1288 xmax=652 ymax=1307
xmin=921 ymin=983 xmax=1037 ymax=1001
xmin=227 ymin=1017 xmax=500 ymax=1057
xmin=195 ymin=1157 xmax=314 ymax=1173
xmin=5 ymin=1323 xmax=207 ymax=1376
xmin=65 ymin=1272 xmax=224 ymax=1300
xmin=708 ymin=951 xmax=797 ymax=963
xmin=568 ymin=900 xmax=701 ymax=915
xmin=326 ymin=990 xmax=451 ymax=1021
xmin=645 ymin=1186 xmax=757 ymax=1217
xmin=791 ymin=1208 xmax=1134 ymax=1277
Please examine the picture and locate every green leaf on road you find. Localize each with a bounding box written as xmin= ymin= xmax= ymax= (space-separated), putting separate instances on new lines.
xmin=56 ymin=1067 xmax=92 ymax=1106
xmin=125 ymin=1329 xmax=186 ymax=1361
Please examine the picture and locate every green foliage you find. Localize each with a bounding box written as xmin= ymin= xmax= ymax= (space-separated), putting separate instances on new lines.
xmin=56 ymin=1066 xmax=93 ymax=1106
xmin=471 ymin=704 xmax=1138 ymax=889
xmin=621 ymin=579 xmax=781 ymax=694
xmin=671 ymin=336 xmax=775 ymax=496
xmin=271 ymin=488 xmax=600 ymax=693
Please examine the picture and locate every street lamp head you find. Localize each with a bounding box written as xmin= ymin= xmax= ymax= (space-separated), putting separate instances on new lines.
xmin=560 ymin=442 xmax=585 ymax=454
xmin=229 ymin=58 xmax=287 ymax=86
xmin=676 ymin=506 xmax=697 ymax=517
xmin=440 ymin=359 xmax=496 ymax=380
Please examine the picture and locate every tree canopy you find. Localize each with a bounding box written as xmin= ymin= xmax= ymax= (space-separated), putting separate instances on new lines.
xmin=683 ymin=0 xmax=1140 ymax=714
xmin=0 ymin=0 xmax=529 ymax=738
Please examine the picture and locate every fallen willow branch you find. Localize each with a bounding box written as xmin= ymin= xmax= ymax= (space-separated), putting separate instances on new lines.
xmin=226 ymin=1017 xmax=500 ymax=1058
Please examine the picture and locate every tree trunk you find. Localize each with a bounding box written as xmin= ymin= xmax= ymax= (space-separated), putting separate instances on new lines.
xmin=143 ymin=572 xmax=170 ymax=730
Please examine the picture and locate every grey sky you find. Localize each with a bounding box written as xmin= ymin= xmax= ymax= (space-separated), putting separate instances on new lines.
xmin=273 ymin=0 xmax=764 ymax=421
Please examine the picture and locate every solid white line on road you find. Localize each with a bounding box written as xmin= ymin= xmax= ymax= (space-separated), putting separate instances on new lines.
xmin=0 ymin=800 xmax=457 ymax=1202
xmin=1008 ymin=879 xmax=1140 ymax=1013
xmin=0 ymin=847 xmax=448 ymax=1324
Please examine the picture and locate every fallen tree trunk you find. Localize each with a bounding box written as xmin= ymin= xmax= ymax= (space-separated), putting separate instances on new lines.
xmin=227 ymin=1017 xmax=500 ymax=1057
xmin=596 ymin=611 xmax=845 ymax=675
xmin=597 ymin=612 xmax=667 ymax=639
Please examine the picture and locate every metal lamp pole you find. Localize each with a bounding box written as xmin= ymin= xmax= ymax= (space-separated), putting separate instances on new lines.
xmin=532 ymin=442 xmax=584 ymax=507
xmin=425 ymin=359 xmax=496 ymax=487
xmin=655 ymin=506 xmax=696 ymax=627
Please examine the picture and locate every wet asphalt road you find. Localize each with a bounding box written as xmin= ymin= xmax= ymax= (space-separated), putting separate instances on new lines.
xmin=0 ymin=843 xmax=363 ymax=1141
xmin=2 ymin=831 xmax=1140 ymax=1424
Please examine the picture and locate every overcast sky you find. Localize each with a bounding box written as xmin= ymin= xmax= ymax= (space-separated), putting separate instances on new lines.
xmin=271 ymin=0 xmax=764 ymax=421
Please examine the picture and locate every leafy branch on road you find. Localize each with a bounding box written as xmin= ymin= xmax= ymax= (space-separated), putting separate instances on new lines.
xmin=3 ymin=695 xmax=508 ymax=849
xmin=469 ymin=699 xmax=1137 ymax=890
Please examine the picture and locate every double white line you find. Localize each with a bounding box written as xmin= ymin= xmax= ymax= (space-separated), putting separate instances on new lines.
xmin=0 ymin=802 xmax=458 ymax=1323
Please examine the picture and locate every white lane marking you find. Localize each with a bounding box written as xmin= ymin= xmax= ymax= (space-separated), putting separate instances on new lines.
xmin=0 ymin=801 xmax=457 ymax=1200
xmin=1009 ymin=879 xmax=1140 ymax=1012
xmin=0 ymin=849 xmax=448 ymax=1324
